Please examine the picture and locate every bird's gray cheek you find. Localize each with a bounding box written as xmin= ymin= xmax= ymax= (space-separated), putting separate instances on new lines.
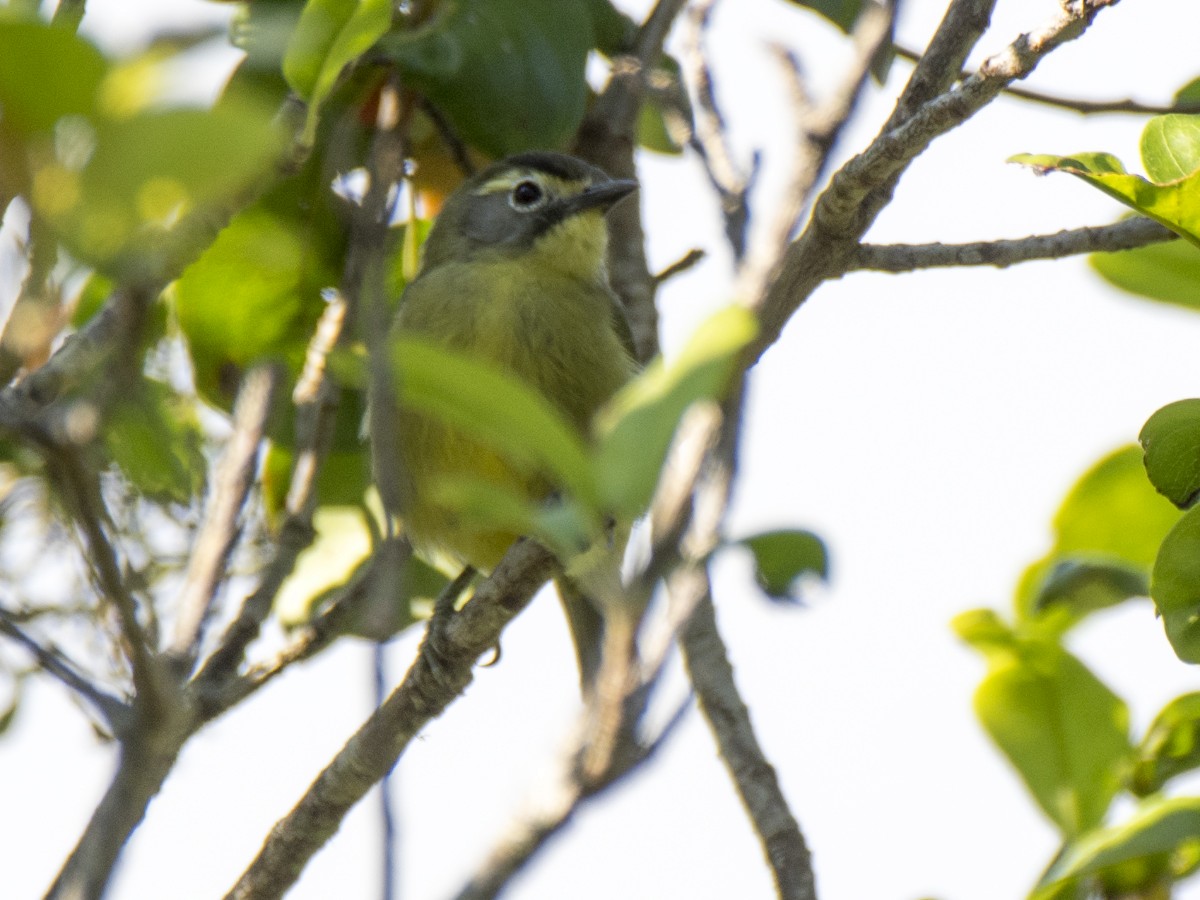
xmin=464 ymin=198 xmax=528 ymax=247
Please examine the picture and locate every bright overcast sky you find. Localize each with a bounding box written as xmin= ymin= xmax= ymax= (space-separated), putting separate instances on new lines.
xmin=4 ymin=1 xmax=1200 ymax=899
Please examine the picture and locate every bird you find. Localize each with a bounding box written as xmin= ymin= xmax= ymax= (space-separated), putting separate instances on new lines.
xmin=388 ymin=150 xmax=639 ymax=686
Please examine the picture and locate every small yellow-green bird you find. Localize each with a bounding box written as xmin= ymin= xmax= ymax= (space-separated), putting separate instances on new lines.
xmin=391 ymin=151 xmax=638 ymax=684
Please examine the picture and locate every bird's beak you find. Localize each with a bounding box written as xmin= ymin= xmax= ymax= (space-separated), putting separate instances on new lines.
xmin=560 ymin=178 xmax=638 ymax=218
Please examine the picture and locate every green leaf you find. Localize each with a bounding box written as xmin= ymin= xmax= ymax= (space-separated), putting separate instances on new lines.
xmin=586 ymin=0 xmax=636 ymax=55
xmin=262 ymin=445 xmax=372 ymax=524
xmin=175 ymin=205 xmax=323 ymax=407
xmin=427 ymin=476 xmax=595 ymax=560
xmin=1131 ymin=693 xmax=1200 ymax=796
xmin=283 ymin=0 xmax=392 ymax=142
xmin=394 ymin=337 xmax=598 ymax=510
xmin=1017 ymin=446 xmax=1181 ymax=627
xmin=1142 ymin=115 xmax=1200 ymax=184
xmin=1035 ymin=796 xmax=1200 ymax=897
xmin=1091 ymin=235 xmax=1200 ymax=312
xmin=637 ymin=93 xmax=683 ymax=156
xmin=0 ymin=21 xmax=107 ymax=135
xmin=736 ymin=529 xmax=828 ymax=602
xmin=1141 ymin=400 xmax=1200 ymax=508
xmin=381 ymin=0 xmax=593 ymax=156
xmin=951 ymin=607 xmax=1018 ymax=650
xmin=35 ymin=102 xmax=284 ymax=276
xmin=1033 ymin=558 xmax=1149 ymax=617
xmin=104 ymin=377 xmax=207 ymax=506
xmin=276 ymin=504 xmax=375 ymax=626
xmin=1178 ymin=78 xmax=1200 ymax=106
xmin=1052 ymin=446 xmax=1181 ymax=568
xmin=959 ymin=621 xmax=1131 ymax=836
xmin=1010 ymin=152 xmax=1200 ymax=248
xmin=1150 ymin=504 xmax=1200 ymax=663
xmin=786 ymin=0 xmax=864 ymax=33
xmin=594 ymin=305 xmax=756 ymax=518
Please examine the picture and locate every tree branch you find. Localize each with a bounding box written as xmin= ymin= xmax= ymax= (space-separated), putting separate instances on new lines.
xmin=892 ymin=42 xmax=1200 ymax=116
xmin=677 ymin=571 xmax=815 ymax=900
xmin=224 ymin=540 xmax=558 ymax=900
xmin=738 ymin=1 xmax=896 ymax=300
xmin=452 ymin=696 xmax=691 ymax=900
xmin=851 ymin=217 xmax=1177 ymax=272
xmin=750 ymin=0 xmax=1123 ymax=361
xmin=682 ymin=0 xmax=756 ymax=262
xmin=575 ymin=0 xmax=688 ymax=363
xmin=167 ymin=364 xmax=279 ymax=674
xmin=0 ymin=605 xmax=129 ymax=731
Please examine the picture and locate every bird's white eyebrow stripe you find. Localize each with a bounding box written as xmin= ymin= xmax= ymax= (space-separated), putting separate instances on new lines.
xmin=475 ymin=173 xmax=579 ymax=197
xmin=477 ymin=173 xmax=527 ymax=195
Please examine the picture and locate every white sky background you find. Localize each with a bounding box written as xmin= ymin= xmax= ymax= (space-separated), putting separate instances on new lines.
xmin=3 ymin=0 xmax=1200 ymax=898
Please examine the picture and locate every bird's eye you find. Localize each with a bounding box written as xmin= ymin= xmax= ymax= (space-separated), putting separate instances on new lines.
xmin=509 ymin=180 xmax=544 ymax=209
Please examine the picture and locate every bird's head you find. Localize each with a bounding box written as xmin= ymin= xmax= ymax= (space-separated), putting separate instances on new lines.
xmin=418 ymin=152 xmax=637 ymax=282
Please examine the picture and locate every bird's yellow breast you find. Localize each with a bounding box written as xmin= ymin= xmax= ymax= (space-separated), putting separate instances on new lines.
xmin=393 ymin=249 xmax=634 ymax=570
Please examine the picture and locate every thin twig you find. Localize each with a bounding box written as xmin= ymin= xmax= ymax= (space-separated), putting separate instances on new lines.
xmin=682 ymin=0 xmax=756 ymax=261
xmin=46 ymin=447 xmax=164 ymax=709
xmin=850 ymin=217 xmax=1177 ymax=272
xmin=0 ymin=214 xmax=61 ymax=386
xmin=374 ymin=642 xmax=398 ymax=900
xmin=452 ymin=696 xmax=691 ymax=900
xmin=0 ymin=606 xmax=129 ymax=730
xmin=167 ymin=364 xmax=279 ymax=673
xmin=892 ymin=42 xmax=1200 ymax=116
xmin=51 ymin=0 xmax=87 ymax=31
xmin=653 ymin=248 xmax=706 ymax=285
xmin=750 ymin=0 xmax=1123 ymax=361
xmin=419 ymin=98 xmax=476 ymax=177
xmin=738 ymin=1 xmax=895 ymax=300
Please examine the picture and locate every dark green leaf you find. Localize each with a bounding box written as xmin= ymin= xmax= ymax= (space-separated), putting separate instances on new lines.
xmin=1150 ymin=505 xmax=1200 ymax=663
xmin=956 ymin=616 xmax=1131 ymax=837
xmin=104 ymin=378 xmax=207 ymax=506
xmin=1035 ymin=796 xmax=1200 ymax=897
xmin=736 ymin=529 xmax=828 ymax=602
xmin=1141 ymin=400 xmax=1200 ymax=508
xmin=1130 ymin=693 xmax=1200 ymax=796
xmin=1141 ymin=114 xmax=1200 ymax=184
xmin=586 ymin=0 xmax=636 ymax=55
xmin=1177 ymin=78 xmax=1200 ymax=106
xmin=1034 ymin=558 xmax=1149 ymax=616
xmin=0 ymin=21 xmax=106 ymax=135
xmin=1091 ymin=235 xmax=1200 ymax=312
xmin=382 ymin=0 xmax=593 ymax=156
xmin=595 ymin=305 xmax=755 ymax=518
xmin=786 ymin=0 xmax=864 ymax=33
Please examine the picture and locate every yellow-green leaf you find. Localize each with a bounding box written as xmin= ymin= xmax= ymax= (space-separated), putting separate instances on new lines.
xmin=394 ymin=338 xmax=598 ymax=510
xmin=594 ymin=305 xmax=756 ymax=518
xmin=1010 ymin=152 xmax=1200 ymax=248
